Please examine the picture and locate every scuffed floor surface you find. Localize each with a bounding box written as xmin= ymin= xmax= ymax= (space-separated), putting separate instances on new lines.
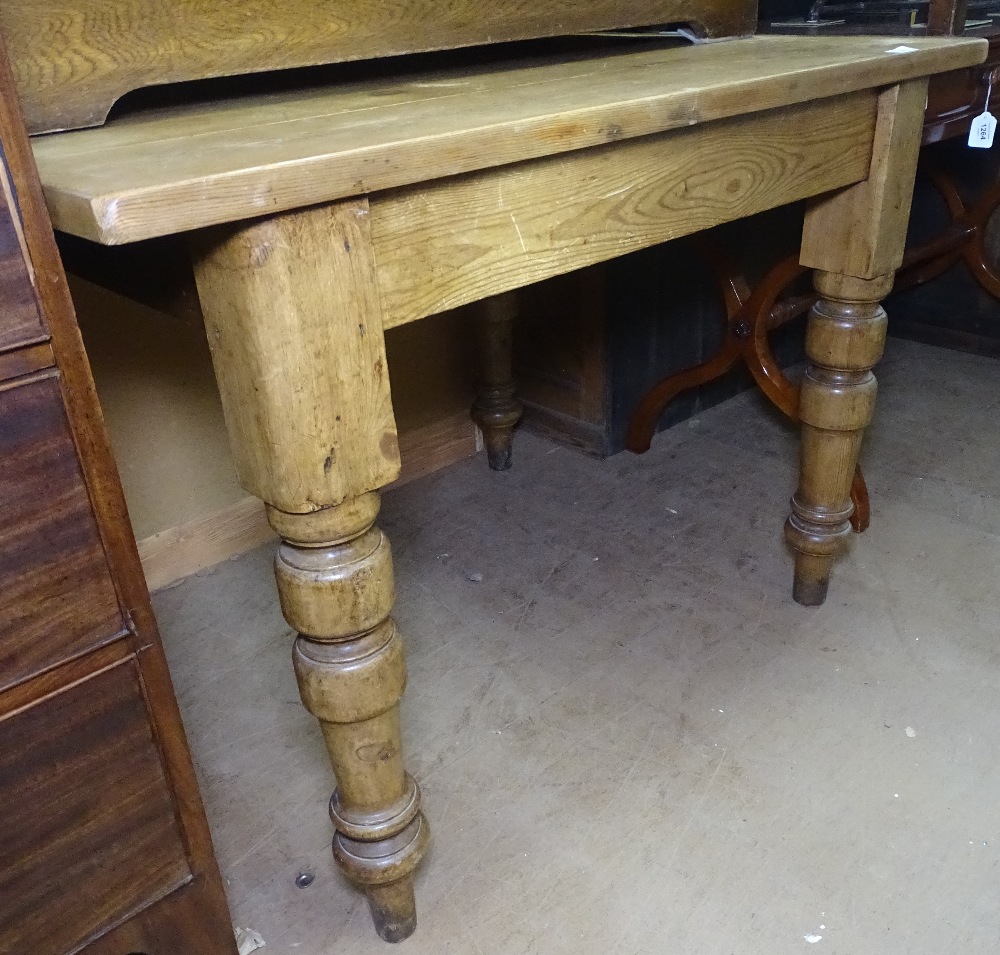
xmin=156 ymin=338 xmax=1000 ymax=955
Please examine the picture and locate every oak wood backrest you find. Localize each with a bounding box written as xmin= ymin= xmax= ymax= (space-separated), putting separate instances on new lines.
xmin=0 ymin=0 xmax=758 ymax=134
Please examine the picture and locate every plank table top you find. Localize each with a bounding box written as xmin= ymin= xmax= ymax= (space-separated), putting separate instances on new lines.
xmin=32 ymin=34 xmax=986 ymax=246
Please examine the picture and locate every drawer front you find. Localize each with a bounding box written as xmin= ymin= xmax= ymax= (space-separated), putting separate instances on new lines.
xmin=0 ymin=144 xmax=47 ymax=352
xmin=0 ymin=658 xmax=192 ymax=955
xmin=0 ymin=373 xmax=124 ymax=690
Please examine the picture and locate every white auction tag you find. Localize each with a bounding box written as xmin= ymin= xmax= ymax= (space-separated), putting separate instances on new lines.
xmin=968 ymin=111 xmax=997 ymax=149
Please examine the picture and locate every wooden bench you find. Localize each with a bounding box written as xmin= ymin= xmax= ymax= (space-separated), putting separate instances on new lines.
xmin=31 ymin=33 xmax=985 ymax=940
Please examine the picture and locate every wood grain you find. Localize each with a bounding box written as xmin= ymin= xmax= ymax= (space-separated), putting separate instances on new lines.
xmin=0 ymin=145 xmax=46 ymax=352
xmin=191 ymin=200 xmax=401 ymax=513
xmin=3 ymin=0 xmax=757 ymax=134
xmin=800 ymin=81 xmax=931 ymax=279
xmin=0 ymin=340 xmax=54 ymax=382
xmin=194 ymin=196 xmax=426 ymax=937
xmin=274 ymin=494 xmax=429 ymax=941
xmin=0 ymin=372 xmax=125 ymax=693
xmin=0 ymin=659 xmax=191 ymax=955
xmin=32 ymin=36 xmax=988 ymax=245
xmin=373 ymin=93 xmax=878 ymax=327
xmin=138 ymin=495 xmax=276 ymax=592
xmin=82 ymin=873 xmax=242 ymax=955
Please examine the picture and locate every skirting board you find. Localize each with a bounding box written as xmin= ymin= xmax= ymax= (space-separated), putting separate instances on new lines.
xmin=139 ymin=411 xmax=481 ymax=591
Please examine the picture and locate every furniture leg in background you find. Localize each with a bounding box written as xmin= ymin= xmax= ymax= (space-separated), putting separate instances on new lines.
xmin=471 ymin=291 xmax=524 ymax=470
xmin=788 ymin=81 xmax=927 ymax=605
xmin=928 ymin=0 xmax=968 ymax=35
xmin=191 ymin=200 xmax=428 ymax=942
xmin=624 ymin=240 xmax=873 ymax=534
xmin=922 ymin=155 xmax=1000 ymax=296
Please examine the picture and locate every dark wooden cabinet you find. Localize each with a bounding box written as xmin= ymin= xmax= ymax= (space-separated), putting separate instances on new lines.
xmin=0 ymin=37 xmax=237 ymax=955
xmin=0 ymin=374 xmax=125 ymax=689
xmin=1 ymin=662 xmax=192 ymax=954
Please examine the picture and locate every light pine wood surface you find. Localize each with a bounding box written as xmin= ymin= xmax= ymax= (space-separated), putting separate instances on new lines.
xmin=2 ymin=0 xmax=755 ymax=134
xmin=32 ymin=36 xmax=986 ymax=245
xmin=801 ymin=82 xmax=931 ymax=279
xmin=373 ymin=93 xmax=878 ymax=327
xmin=192 ymin=201 xmax=427 ymax=937
xmin=190 ymin=200 xmax=401 ymax=514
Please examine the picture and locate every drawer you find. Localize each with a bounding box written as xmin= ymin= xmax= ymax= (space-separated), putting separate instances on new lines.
xmin=0 ymin=147 xmax=47 ymax=353
xmin=0 ymin=372 xmax=124 ymax=690
xmin=0 ymin=657 xmax=192 ymax=955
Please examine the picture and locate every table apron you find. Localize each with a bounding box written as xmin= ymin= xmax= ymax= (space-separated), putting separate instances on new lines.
xmin=371 ymin=90 xmax=879 ymax=329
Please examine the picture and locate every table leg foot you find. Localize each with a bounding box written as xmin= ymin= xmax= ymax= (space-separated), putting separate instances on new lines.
xmin=471 ymin=292 xmax=523 ymax=471
xmin=791 ymin=552 xmax=832 ymax=607
xmin=334 ymin=816 xmax=428 ymax=941
xmin=365 ymin=876 xmax=419 ymax=942
xmin=482 ymin=431 xmax=515 ymax=472
xmin=268 ymin=493 xmax=428 ymax=939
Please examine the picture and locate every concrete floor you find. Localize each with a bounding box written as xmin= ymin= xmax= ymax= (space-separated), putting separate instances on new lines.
xmin=155 ymin=338 xmax=1000 ymax=955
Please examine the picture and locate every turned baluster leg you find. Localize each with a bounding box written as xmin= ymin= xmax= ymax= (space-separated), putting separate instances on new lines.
xmin=268 ymin=497 xmax=428 ymax=941
xmin=789 ymin=80 xmax=927 ymax=604
xmin=471 ymin=292 xmax=523 ymax=470
xmin=784 ymin=272 xmax=891 ymax=604
xmin=190 ymin=199 xmax=428 ymax=941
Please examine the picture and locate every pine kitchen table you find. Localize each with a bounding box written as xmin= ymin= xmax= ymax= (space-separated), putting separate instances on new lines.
xmin=28 ymin=32 xmax=986 ymax=940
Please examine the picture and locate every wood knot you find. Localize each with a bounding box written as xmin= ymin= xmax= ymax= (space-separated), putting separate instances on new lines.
xmin=379 ymin=431 xmax=398 ymax=461
xmin=356 ymin=741 xmax=397 ymax=763
xmin=249 ymin=241 xmax=274 ymax=268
